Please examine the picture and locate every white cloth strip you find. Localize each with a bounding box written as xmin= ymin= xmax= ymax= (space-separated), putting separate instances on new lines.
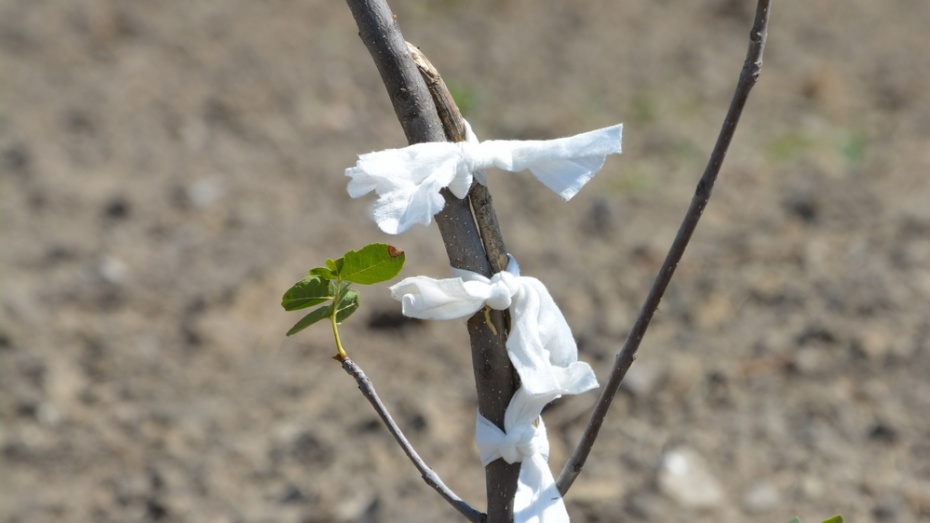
xmin=475 ymin=413 xmax=562 ymax=523
xmin=389 ymin=257 xmax=598 ymax=397
xmin=346 ymin=121 xmax=622 ymax=234
xmin=476 ymin=383 xmax=593 ymax=523
xmin=390 ymin=257 xmax=598 ymax=522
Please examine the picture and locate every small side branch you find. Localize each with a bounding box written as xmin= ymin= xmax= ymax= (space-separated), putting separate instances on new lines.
xmin=556 ymin=0 xmax=772 ymax=495
xmin=340 ymin=358 xmax=485 ymax=523
xmin=407 ymin=43 xmax=510 ymax=274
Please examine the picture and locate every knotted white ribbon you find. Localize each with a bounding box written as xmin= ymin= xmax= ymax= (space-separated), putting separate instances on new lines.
xmin=475 ymin=378 xmax=596 ymax=522
xmin=390 ymin=257 xmax=599 ymax=522
xmin=347 ymin=121 xmax=623 ymax=234
xmin=389 ymin=257 xmax=598 ymax=397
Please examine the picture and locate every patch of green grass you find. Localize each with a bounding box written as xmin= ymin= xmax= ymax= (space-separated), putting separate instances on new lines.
xmin=838 ymin=127 xmax=867 ymax=168
xmin=629 ymin=92 xmax=659 ymax=125
xmin=667 ymin=135 xmax=704 ymax=164
xmin=603 ymin=164 xmax=657 ymax=197
xmin=767 ymin=130 xmax=816 ymax=163
xmin=765 ymin=125 xmax=868 ymax=173
xmin=447 ymin=82 xmax=481 ymax=115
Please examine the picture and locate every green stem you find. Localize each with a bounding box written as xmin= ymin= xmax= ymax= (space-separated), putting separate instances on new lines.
xmin=331 ymin=280 xmax=348 ymax=361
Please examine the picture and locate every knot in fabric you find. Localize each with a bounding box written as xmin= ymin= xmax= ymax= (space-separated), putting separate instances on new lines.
xmin=484 ymin=270 xmax=519 ymax=310
xmin=475 ymin=409 xmax=550 ymax=468
xmin=476 ymin=405 xmax=566 ymax=523
xmin=391 ymin=256 xmax=599 ymax=397
xmin=345 ymin=120 xmax=623 ymax=234
xmin=456 ymin=140 xmax=490 ymax=177
xmin=499 ymin=423 xmax=544 ymax=464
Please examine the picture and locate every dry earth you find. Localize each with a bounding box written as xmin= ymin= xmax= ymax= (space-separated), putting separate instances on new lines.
xmin=2 ymin=1 xmax=929 ymax=522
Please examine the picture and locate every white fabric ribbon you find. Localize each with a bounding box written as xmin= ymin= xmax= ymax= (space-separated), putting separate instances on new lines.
xmin=389 ymin=257 xmax=598 ymax=397
xmin=347 ymin=121 xmax=623 ymax=234
xmin=389 ymin=256 xmax=599 ymax=522
xmin=475 ymin=380 xmax=596 ymax=522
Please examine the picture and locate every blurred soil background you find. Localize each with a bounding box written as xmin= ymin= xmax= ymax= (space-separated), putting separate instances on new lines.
xmin=1 ymin=0 xmax=929 ymax=521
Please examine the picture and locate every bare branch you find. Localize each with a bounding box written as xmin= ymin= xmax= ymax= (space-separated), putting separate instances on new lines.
xmin=407 ymin=43 xmax=510 ymax=274
xmin=556 ymin=0 xmax=772 ymax=495
xmin=340 ymin=358 xmax=484 ymax=523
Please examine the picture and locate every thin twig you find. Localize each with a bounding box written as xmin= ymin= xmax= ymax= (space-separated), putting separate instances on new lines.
xmin=407 ymin=43 xmax=467 ymax=139
xmin=556 ymin=0 xmax=772 ymax=495
xmin=408 ymin=43 xmax=512 ymax=329
xmin=340 ymin=358 xmax=484 ymax=523
xmin=407 ymin=43 xmax=511 ymax=274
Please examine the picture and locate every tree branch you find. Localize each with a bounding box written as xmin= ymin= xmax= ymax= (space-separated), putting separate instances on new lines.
xmin=345 ymin=1 xmax=518 ymax=520
xmin=556 ymin=0 xmax=772 ymax=495
xmin=340 ymin=358 xmax=484 ymax=522
xmin=406 ymin=43 xmax=511 ymax=274
xmin=408 ymin=44 xmax=520 ymax=522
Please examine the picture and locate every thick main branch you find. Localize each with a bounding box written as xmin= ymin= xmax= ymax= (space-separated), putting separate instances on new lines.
xmin=345 ymin=1 xmax=519 ymax=521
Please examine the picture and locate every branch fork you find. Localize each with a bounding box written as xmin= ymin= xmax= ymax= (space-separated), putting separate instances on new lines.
xmin=334 ymin=0 xmax=772 ymax=520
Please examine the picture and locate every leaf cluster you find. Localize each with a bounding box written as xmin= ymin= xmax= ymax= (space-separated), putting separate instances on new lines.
xmin=281 ymin=243 xmax=405 ymax=336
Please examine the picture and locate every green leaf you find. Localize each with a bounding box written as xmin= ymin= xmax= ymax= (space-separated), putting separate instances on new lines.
xmin=281 ymin=276 xmax=333 ymax=311
xmin=334 ymin=280 xmax=351 ymax=300
xmin=309 ymin=266 xmax=337 ymax=279
xmin=787 ymin=518 xmax=800 ymax=523
xmin=335 ymin=289 xmax=360 ymax=322
xmin=821 ymin=517 xmax=843 ymax=523
xmin=340 ymin=243 xmax=405 ymax=285
xmin=326 ymin=257 xmax=343 ymax=274
xmin=286 ymin=304 xmax=333 ymax=336
xmin=285 ymin=290 xmax=360 ymax=337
